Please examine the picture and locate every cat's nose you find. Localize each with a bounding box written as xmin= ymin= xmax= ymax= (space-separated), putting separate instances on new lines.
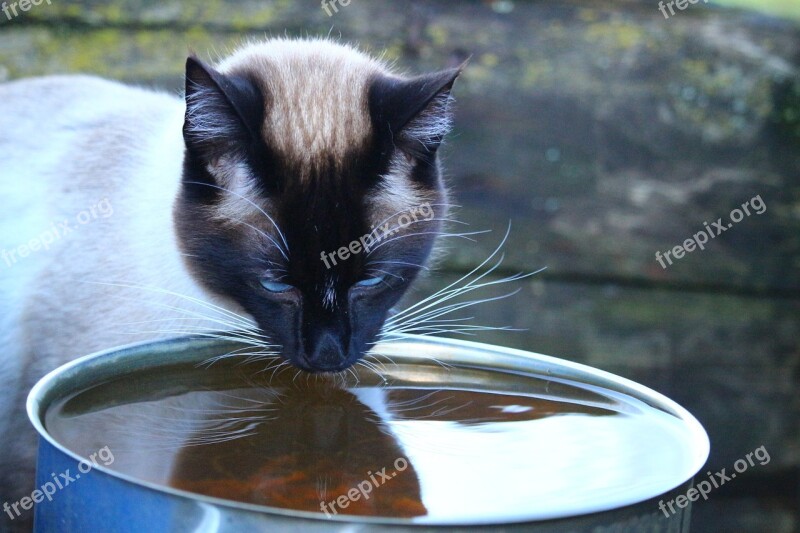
xmin=307 ymin=332 xmax=346 ymax=371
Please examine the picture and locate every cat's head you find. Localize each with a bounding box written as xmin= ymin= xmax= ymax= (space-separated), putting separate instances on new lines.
xmin=175 ymin=39 xmax=461 ymax=372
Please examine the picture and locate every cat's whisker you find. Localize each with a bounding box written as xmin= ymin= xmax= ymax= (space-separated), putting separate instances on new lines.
xmin=122 ymin=327 xmax=269 ymax=349
xmin=393 ymin=324 xmax=519 ymax=335
xmin=92 ymin=285 xmax=276 ymax=350
xmin=383 ymin=224 xmax=539 ymax=328
xmin=388 ymin=394 xmax=460 ymax=418
xmin=384 ymin=289 xmax=523 ymax=333
xmin=122 ymin=316 xmax=257 ymax=329
xmin=184 ymin=180 xmax=290 ymax=260
xmin=368 ymin=202 xmax=453 ymax=233
xmin=366 ymin=229 xmax=489 ymax=256
xmin=365 ymin=269 xmax=404 ymax=288
xmin=383 ymin=224 xmax=513 ymax=321
xmin=383 ymin=288 xmax=524 ymax=335
xmin=367 ymin=260 xmax=430 ymax=271
xmin=257 ymin=359 xmax=293 ymax=383
xmin=362 ymin=350 xmax=400 ymax=372
xmin=114 ymin=328 xmax=272 ymax=349
xmin=220 ymin=212 xmax=288 ymax=262
xmin=375 ymin=225 xmax=543 ymax=364
xmin=111 ymin=320 xmax=273 ymax=350
xmin=383 ymin=269 xmax=510 ymax=329
xmin=197 ymin=344 xmax=281 ymax=366
xmin=99 ymin=389 xmax=278 ymax=452
xmin=355 ymin=359 xmax=386 ymax=382
xmin=117 ymin=318 xmax=265 ymax=341
xmin=384 ymin=258 xmax=510 ymax=326
xmin=366 ymin=216 xmax=469 ymax=249
xmin=84 ymin=280 xmax=258 ymax=330
xmin=238 ymin=355 xmax=282 ymax=367
xmin=362 ymin=355 xmax=389 ymax=372
xmin=386 ymin=390 xmax=442 ymax=411
xmin=346 ymin=366 xmax=360 ymax=385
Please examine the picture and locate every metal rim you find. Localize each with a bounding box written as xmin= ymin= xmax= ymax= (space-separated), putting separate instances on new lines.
xmin=27 ymin=334 xmax=710 ymax=526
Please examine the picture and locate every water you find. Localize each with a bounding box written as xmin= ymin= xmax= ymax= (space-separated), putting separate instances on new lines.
xmin=45 ymin=357 xmax=698 ymax=522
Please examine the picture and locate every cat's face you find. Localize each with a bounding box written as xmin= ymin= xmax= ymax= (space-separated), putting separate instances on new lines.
xmin=175 ymin=40 xmax=460 ymax=372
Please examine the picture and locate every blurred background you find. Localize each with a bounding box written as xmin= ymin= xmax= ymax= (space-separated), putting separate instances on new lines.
xmin=1 ymin=0 xmax=798 ymax=531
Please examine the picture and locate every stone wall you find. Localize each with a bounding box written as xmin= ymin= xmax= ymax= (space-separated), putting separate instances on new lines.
xmin=1 ymin=1 xmax=798 ymax=530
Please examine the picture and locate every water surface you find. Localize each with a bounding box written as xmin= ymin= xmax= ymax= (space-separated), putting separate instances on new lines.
xmin=46 ymin=357 xmax=698 ymax=521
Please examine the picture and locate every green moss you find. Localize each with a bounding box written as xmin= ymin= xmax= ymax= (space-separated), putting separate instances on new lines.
xmin=584 ymin=21 xmax=646 ymax=51
xmin=772 ymin=78 xmax=800 ymax=142
xmin=713 ymin=0 xmax=800 ymax=21
xmin=0 ymin=27 xmax=245 ymax=81
xmin=62 ymin=29 xmax=124 ymax=73
xmin=519 ymin=59 xmax=553 ymax=89
xmin=669 ymin=59 xmax=775 ymax=142
xmin=598 ymin=290 xmax=769 ymax=328
xmin=425 ymin=24 xmax=449 ymax=48
xmin=23 ymin=0 xmax=290 ymax=30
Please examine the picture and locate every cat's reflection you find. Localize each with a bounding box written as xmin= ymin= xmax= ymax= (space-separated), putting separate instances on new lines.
xmin=168 ymin=379 xmax=428 ymax=518
xmin=52 ymin=361 xmax=618 ymax=520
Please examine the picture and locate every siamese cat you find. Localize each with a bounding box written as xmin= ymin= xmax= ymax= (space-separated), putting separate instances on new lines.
xmin=0 ymin=38 xmax=463 ymax=529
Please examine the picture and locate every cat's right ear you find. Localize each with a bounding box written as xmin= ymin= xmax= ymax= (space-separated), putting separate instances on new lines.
xmin=183 ymin=56 xmax=264 ymax=156
xmin=368 ymin=63 xmax=465 ymax=160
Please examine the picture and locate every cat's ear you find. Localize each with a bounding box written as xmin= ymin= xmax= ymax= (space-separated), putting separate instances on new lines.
xmin=183 ymin=56 xmax=264 ymax=155
xmin=369 ymin=64 xmax=464 ymax=157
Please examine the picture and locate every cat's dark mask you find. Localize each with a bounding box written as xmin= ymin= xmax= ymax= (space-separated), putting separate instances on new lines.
xmin=175 ymin=42 xmax=461 ymax=372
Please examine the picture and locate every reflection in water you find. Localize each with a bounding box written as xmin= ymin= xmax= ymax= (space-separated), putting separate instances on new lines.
xmin=46 ymin=358 xmax=695 ymax=521
xmin=169 ymin=382 xmax=427 ymax=517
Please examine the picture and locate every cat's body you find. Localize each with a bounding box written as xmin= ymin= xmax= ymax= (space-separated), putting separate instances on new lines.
xmin=0 ymin=75 xmax=235 ymax=527
xmin=0 ymin=38 xmax=459 ymax=528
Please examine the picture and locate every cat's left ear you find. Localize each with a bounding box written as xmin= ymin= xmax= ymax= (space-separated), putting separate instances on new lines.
xmin=183 ymin=56 xmax=264 ymax=155
xmin=369 ymin=61 xmax=466 ymax=158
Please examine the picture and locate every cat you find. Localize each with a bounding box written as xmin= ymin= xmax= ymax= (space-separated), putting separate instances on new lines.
xmin=0 ymin=37 xmax=463 ymax=530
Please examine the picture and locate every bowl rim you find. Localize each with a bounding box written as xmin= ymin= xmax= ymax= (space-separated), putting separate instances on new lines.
xmin=27 ymin=333 xmax=710 ymax=526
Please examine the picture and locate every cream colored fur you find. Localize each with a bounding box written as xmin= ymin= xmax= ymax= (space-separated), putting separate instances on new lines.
xmin=220 ymin=38 xmax=384 ymax=174
xmin=0 ymin=38 xmax=449 ymax=527
xmin=0 ymin=74 xmax=240 ymax=525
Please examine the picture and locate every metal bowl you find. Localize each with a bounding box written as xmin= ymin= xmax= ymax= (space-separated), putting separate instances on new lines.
xmin=28 ymin=335 xmax=709 ymax=532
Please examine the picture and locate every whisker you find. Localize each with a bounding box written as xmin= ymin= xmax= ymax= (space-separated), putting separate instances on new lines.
xmin=366 ymin=229 xmax=489 ymax=256
xmin=385 ymin=289 xmax=523 ymax=333
xmin=365 ymin=268 xmax=404 ymax=282
xmin=84 ymin=280 xmax=257 ymax=330
xmin=184 ymin=180 xmax=290 ymax=260
xmin=367 ymin=260 xmax=430 ymax=271
xmin=369 ymin=203 xmax=453 ymax=234
xmin=376 ymin=222 xmax=543 ymax=359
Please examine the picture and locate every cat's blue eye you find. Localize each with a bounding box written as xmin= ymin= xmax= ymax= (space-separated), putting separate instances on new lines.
xmin=260 ymin=279 xmax=293 ymax=293
xmin=356 ymin=276 xmax=384 ymax=288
